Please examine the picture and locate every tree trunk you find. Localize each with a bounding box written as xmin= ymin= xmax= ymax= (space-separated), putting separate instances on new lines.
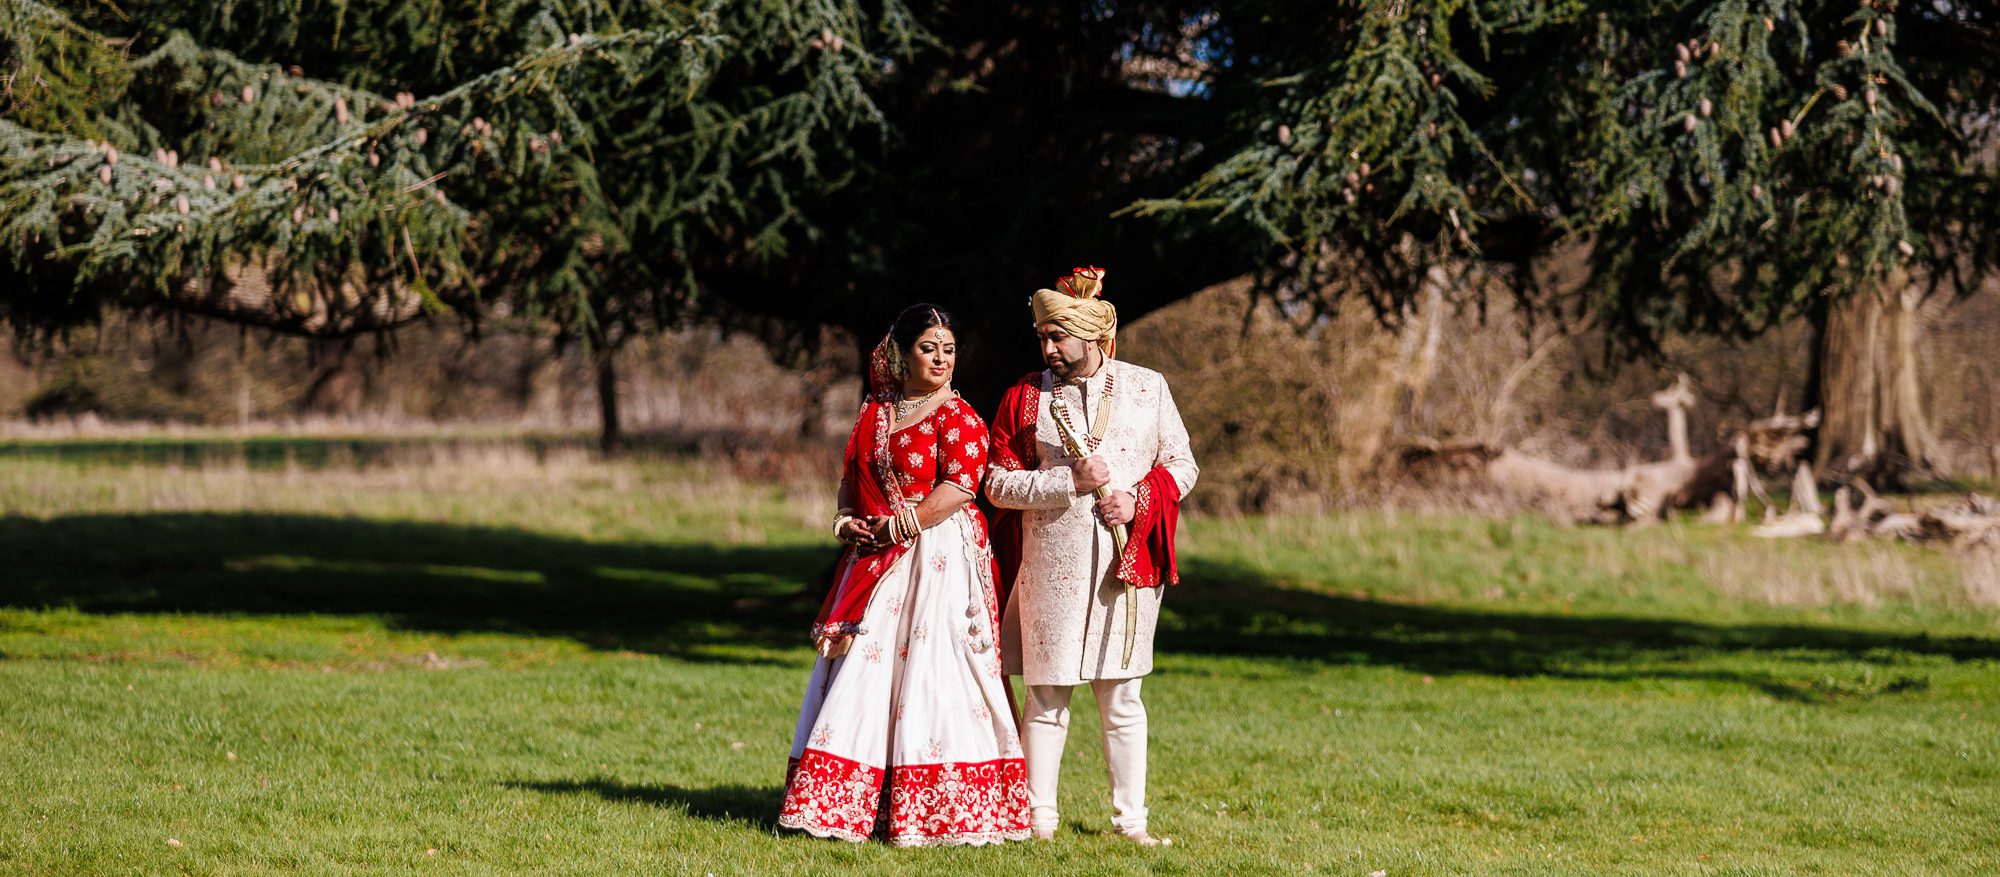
xmin=797 ymin=365 xmax=835 ymax=440
xmin=299 ymin=341 xmax=367 ymax=417
xmin=596 ymin=348 xmax=623 ymax=458
xmin=235 ymin=338 xmax=253 ymax=429
xmin=1807 ymin=278 xmax=1934 ymax=489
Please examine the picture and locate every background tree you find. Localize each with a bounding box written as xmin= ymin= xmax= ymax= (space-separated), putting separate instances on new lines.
xmin=1139 ymin=0 xmax=1999 ymax=486
xmin=2 ymin=1 xmax=1262 ymax=425
xmin=2 ymin=0 xmax=918 ymax=453
xmin=5 ymin=0 xmax=1997 ymax=481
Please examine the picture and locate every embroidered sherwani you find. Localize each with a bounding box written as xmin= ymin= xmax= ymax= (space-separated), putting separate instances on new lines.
xmin=987 ymin=359 xmax=1198 ymax=685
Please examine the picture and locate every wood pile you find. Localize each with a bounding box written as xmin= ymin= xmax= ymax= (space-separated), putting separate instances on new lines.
xmin=1398 ymin=373 xmax=2000 ymax=550
xmin=1400 ymin=375 xmax=1822 ymax=528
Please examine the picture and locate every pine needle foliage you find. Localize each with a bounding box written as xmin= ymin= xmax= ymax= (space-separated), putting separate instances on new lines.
xmin=0 ymin=0 xmax=917 ymax=347
xmin=4 ymin=0 xmax=1994 ymax=376
xmin=1136 ymin=0 xmax=1998 ymax=351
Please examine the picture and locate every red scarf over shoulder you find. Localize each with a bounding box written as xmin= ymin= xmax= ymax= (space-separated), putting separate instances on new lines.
xmin=810 ymin=336 xmax=920 ymax=641
xmin=810 ymin=394 xmax=911 ymax=640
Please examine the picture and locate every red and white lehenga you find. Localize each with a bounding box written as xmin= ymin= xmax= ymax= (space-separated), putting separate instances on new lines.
xmin=777 ymin=375 xmax=1030 ymax=847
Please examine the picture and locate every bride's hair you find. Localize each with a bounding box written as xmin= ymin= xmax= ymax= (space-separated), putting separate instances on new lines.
xmin=889 ymin=303 xmax=961 ymax=361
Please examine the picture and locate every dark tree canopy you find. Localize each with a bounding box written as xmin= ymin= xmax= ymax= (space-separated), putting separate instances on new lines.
xmin=2 ymin=0 xmax=920 ymax=349
xmin=3 ymin=0 xmax=1997 ymax=411
xmin=1141 ymin=1 xmax=1998 ymax=346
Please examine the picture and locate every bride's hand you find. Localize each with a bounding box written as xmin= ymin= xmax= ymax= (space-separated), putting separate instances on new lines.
xmin=863 ymin=514 xmax=895 ymax=548
xmin=836 ymin=516 xmax=875 ymax=545
xmin=814 ymin=633 xmax=853 ymax=658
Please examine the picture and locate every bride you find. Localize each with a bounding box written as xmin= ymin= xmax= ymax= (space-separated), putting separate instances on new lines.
xmin=777 ymin=304 xmax=1030 ymax=846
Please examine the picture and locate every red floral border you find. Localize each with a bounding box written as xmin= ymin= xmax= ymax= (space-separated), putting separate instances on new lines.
xmin=779 ymin=749 xmax=884 ymax=842
xmin=780 ymin=749 xmax=1028 ymax=846
xmin=887 ymin=757 xmax=1030 ymax=846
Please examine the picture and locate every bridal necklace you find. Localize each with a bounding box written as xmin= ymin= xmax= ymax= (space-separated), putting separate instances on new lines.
xmin=895 ymin=385 xmax=945 ymax=419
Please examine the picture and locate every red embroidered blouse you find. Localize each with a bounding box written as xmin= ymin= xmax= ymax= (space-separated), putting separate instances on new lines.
xmin=886 ymin=397 xmax=989 ymax=502
xmin=811 ymin=395 xmax=994 ymax=641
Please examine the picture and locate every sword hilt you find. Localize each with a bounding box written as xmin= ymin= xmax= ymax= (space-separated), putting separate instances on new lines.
xmin=1051 ymin=395 xmax=1140 ymax=668
xmin=1049 ymin=396 xmax=1130 ymax=556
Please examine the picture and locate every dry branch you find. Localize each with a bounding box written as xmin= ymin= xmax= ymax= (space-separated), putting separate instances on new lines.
xmin=171 ymin=262 xmax=434 ymax=337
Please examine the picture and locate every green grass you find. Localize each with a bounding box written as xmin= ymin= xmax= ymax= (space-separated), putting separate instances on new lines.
xmin=2 ymin=443 xmax=1997 ymax=875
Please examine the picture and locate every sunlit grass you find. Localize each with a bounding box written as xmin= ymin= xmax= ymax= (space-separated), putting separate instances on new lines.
xmin=3 ymin=444 xmax=1997 ymax=875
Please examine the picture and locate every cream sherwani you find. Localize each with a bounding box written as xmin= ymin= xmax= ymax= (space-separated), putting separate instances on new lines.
xmin=990 ymin=359 xmax=1197 ymax=683
xmin=986 ymin=358 xmax=1197 ymax=835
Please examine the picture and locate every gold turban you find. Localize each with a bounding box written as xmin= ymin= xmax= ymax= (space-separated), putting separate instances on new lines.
xmin=1031 ymin=266 xmax=1118 ymax=358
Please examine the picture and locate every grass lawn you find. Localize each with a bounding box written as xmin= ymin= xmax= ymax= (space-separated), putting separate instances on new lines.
xmin=2 ymin=440 xmax=1997 ymax=875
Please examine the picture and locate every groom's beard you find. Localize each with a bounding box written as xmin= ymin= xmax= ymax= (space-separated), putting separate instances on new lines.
xmin=1048 ymin=347 xmax=1098 ymax=381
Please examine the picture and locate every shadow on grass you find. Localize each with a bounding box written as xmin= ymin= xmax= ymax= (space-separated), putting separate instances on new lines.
xmin=504 ymin=779 xmax=783 ymax=830
xmin=1165 ymin=555 xmax=1998 ymax=702
xmin=0 ymin=512 xmax=831 ymax=663
xmin=3 ymin=512 xmax=1996 ymax=699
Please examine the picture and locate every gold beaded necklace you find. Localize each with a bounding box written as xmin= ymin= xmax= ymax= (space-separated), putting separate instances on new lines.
xmin=1054 ymin=367 xmax=1115 ymax=452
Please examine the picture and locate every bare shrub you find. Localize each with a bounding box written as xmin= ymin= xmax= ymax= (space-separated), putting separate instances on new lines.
xmin=3 ymin=313 xmax=860 ymax=441
xmin=1123 ymin=272 xmax=1999 ymax=511
xmin=9 ymin=271 xmax=1997 ymax=515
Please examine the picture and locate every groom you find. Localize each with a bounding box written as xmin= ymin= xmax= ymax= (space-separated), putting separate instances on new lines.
xmin=986 ymin=266 xmax=1198 ymax=845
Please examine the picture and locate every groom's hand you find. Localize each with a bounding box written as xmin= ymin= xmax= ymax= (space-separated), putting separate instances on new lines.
xmin=1097 ymin=489 xmax=1136 ymax=526
xmin=1071 ymin=455 xmax=1110 ymax=494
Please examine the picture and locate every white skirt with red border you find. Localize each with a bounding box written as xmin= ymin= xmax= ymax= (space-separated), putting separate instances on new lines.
xmin=779 ymin=512 xmax=1029 ymax=846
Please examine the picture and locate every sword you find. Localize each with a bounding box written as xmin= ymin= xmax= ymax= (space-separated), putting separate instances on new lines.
xmin=1048 ymin=395 xmax=1138 ymax=668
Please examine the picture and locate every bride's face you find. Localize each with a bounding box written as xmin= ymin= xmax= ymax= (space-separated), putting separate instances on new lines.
xmin=903 ymin=327 xmax=956 ymax=395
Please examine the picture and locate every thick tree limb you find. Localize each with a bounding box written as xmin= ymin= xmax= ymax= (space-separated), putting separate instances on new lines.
xmin=169 ymin=263 xmax=440 ymax=338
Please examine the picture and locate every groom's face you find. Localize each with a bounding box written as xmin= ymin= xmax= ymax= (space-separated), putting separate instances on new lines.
xmin=1037 ymin=322 xmax=1093 ymax=379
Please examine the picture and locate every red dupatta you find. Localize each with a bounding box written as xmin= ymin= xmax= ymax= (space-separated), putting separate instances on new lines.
xmin=987 ymin=372 xmax=1043 ymax=605
xmin=1116 ymin=466 xmax=1181 ymax=587
xmin=810 ymin=336 xmax=916 ymax=641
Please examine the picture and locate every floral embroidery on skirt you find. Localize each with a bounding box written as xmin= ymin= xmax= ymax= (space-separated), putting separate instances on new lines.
xmin=779 ymin=513 xmax=1028 ymax=846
